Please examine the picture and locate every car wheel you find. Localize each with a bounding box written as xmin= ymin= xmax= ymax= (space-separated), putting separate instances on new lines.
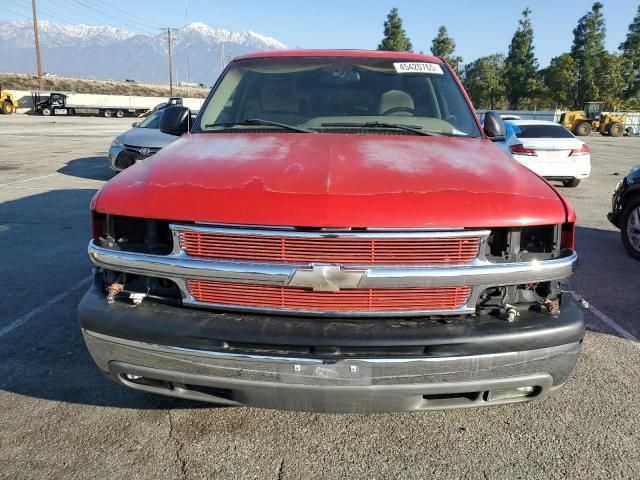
xmin=2 ymin=101 xmax=14 ymax=114
xmin=104 ymin=109 xmax=113 ymax=118
xmin=575 ymin=122 xmax=592 ymax=136
xmin=116 ymin=109 xmax=125 ymax=118
xmin=609 ymin=122 xmax=624 ymax=137
xmin=562 ymin=179 xmax=581 ymax=188
xmin=621 ymin=198 xmax=640 ymax=260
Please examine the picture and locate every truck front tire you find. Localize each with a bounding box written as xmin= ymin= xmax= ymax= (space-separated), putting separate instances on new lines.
xmin=41 ymin=107 xmax=52 ymax=116
xmin=575 ymin=122 xmax=592 ymax=136
xmin=609 ymin=123 xmax=624 ymax=137
xmin=2 ymin=101 xmax=14 ymax=114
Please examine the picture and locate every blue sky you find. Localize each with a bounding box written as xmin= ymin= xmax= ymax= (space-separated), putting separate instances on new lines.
xmin=4 ymin=0 xmax=639 ymax=66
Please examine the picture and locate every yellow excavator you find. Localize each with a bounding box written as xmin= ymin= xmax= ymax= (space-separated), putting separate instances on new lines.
xmin=559 ymin=102 xmax=627 ymax=137
xmin=0 ymin=85 xmax=18 ymax=114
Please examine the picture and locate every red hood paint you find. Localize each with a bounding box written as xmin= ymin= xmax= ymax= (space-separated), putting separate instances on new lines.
xmin=94 ymin=133 xmax=569 ymax=228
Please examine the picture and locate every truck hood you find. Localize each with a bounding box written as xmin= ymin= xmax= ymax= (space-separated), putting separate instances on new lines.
xmin=95 ymin=133 xmax=568 ymax=228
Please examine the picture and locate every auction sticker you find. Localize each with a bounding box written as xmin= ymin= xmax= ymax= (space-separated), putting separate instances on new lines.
xmin=393 ymin=62 xmax=444 ymax=74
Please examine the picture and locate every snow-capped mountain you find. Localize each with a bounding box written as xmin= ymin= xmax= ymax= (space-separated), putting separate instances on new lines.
xmin=0 ymin=20 xmax=287 ymax=85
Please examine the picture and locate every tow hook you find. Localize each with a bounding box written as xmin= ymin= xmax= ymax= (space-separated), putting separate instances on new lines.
xmin=504 ymin=304 xmax=520 ymax=322
xmin=106 ymin=282 xmax=124 ymax=304
xmin=543 ymin=298 xmax=560 ymax=315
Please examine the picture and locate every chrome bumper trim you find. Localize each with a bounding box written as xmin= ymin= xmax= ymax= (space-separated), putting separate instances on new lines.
xmin=88 ymin=240 xmax=577 ymax=289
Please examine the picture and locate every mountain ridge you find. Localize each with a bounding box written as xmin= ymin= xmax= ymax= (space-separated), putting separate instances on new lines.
xmin=0 ymin=20 xmax=288 ymax=84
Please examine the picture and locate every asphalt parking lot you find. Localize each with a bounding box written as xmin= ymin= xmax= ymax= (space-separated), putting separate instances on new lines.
xmin=1 ymin=114 xmax=639 ymax=479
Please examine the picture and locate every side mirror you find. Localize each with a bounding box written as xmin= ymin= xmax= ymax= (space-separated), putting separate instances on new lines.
xmin=131 ymin=121 xmax=140 ymax=128
xmin=483 ymin=111 xmax=506 ymax=141
xmin=159 ymin=106 xmax=191 ymax=136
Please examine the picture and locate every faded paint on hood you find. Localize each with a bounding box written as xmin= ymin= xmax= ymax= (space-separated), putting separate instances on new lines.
xmin=95 ymin=132 xmax=568 ymax=228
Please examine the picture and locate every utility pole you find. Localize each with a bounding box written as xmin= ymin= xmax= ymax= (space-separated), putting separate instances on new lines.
xmin=185 ymin=0 xmax=190 ymax=97
xmin=31 ymin=0 xmax=43 ymax=90
xmin=162 ymin=27 xmax=174 ymax=96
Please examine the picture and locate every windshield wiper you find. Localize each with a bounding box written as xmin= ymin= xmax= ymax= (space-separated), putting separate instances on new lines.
xmin=204 ymin=118 xmax=315 ymax=133
xmin=320 ymin=121 xmax=443 ymax=137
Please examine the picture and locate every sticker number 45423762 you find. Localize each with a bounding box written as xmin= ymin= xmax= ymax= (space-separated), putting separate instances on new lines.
xmin=393 ymin=62 xmax=444 ymax=75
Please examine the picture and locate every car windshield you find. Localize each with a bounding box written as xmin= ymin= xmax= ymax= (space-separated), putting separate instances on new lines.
xmin=196 ymin=56 xmax=481 ymax=137
xmin=512 ymin=124 xmax=575 ymax=139
xmin=138 ymin=111 xmax=162 ymax=129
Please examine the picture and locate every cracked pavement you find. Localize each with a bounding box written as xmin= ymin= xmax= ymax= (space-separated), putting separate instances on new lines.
xmin=0 ymin=115 xmax=639 ymax=479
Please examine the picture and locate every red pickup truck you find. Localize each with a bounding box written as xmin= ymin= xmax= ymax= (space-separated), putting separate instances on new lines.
xmin=79 ymin=50 xmax=583 ymax=412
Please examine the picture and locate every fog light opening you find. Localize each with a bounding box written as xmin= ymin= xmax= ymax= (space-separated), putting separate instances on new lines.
xmin=485 ymin=386 xmax=538 ymax=402
xmin=121 ymin=373 xmax=173 ymax=391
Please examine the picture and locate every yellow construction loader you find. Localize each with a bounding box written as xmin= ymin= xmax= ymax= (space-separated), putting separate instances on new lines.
xmin=0 ymin=85 xmax=18 ymax=114
xmin=559 ymin=102 xmax=627 ymax=137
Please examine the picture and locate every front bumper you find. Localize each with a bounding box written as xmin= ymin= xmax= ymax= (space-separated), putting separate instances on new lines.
xmin=79 ymin=284 xmax=584 ymax=412
xmin=108 ymin=146 xmax=124 ymax=172
xmin=608 ymin=179 xmax=627 ymax=229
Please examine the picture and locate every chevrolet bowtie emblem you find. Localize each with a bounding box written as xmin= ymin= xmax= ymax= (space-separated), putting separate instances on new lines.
xmin=288 ymin=264 xmax=367 ymax=292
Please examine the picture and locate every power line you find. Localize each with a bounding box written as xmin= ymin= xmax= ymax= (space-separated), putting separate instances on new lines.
xmin=89 ymin=0 xmax=163 ymax=30
xmin=12 ymin=0 xmax=166 ymax=37
xmin=12 ymin=0 xmax=103 ymax=29
xmin=4 ymin=5 xmax=33 ymax=20
xmin=63 ymin=0 xmax=158 ymax=34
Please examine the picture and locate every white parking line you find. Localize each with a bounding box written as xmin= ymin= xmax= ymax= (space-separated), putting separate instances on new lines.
xmin=0 ymin=277 xmax=92 ymax=338
xmin=573 ymin=293 xmax=640 ymax=344
xmin=0 ymin=164 xmax=105 ymax=187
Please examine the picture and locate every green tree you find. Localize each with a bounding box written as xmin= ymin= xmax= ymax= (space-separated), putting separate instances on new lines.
xmin=571 ymin=2 xmax=607 ymax=106
xmin=378 ymin=8 xmax=413 ymax=52
xmin=542 ymin=53 xmax=578 ymax=107
xmin=431 ymin=26 xmax=463 ymax=71
xmin=620 ymin=5 xmax=640 ymax=99
xmin=462 ymin=54 xmax=506 ymax=109
xmin=597 ymin=53 xmax=629 ymax=109
xmin=504 ymin=8 xmax=539 ymax=109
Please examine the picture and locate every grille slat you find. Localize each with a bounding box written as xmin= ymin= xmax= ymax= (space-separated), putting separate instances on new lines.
xmin=179 ymin=231 xmax=481 ymax=265
xmin=187 ymin=280 xmax=471 ymax=312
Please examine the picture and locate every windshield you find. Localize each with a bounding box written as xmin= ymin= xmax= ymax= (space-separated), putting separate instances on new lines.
xmin=138 ymin=111 xmax=162 ymax=129
xmin=196 ymin=57 xmax=481 ymax=137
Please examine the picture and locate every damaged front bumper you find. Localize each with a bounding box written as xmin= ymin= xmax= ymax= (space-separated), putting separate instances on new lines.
xmin=78 ymin=283 xmax=584 ymax=413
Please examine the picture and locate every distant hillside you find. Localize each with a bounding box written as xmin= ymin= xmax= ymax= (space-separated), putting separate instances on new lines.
xmin=0 ymin=72 xmax=209 ymax=98
xmin=0 ymin=20 xmax=288 ymax=84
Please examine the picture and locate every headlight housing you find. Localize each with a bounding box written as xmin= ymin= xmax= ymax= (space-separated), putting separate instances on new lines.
xmin=111 ymin=138 xmax=124 ymax=148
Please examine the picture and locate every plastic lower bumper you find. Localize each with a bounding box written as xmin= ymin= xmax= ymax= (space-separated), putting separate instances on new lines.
xmin=608 ymin=179 xmax=627 ymax=229
xmin=108 ymin=146 xmax=124 ymax=171
xmin=83 ymin=331 xmax=580 ymax=412
xmin=78 ymin=284 xmax=584 ymax=413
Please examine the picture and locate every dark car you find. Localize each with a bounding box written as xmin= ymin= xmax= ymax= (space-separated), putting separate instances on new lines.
xmin=608 ymin=165 xmax=640 ymax=259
